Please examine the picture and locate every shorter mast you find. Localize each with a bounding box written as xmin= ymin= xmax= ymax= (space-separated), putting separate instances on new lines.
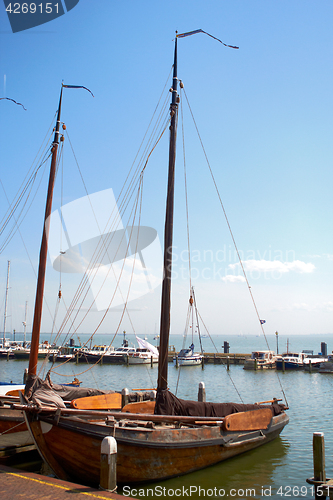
xmin=2 ymin=261 xmax=10 ymax=347
xmin=27 ymin=87 xmax=64 ymax=378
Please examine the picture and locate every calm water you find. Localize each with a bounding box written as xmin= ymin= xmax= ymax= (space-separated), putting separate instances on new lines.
xmin=1 ymin=333 xmax=333 ymax=499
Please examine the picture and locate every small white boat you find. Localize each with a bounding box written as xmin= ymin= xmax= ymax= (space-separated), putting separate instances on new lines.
xmin=127 ymin=336 xmax=159 ymax=364
xmin=12 ymin=341 xmax=58 ymax=360
xmin=174 ymin=344 xmax=203 ymax=366
xmin=318 ymin=354 xmax=333 ymax=373
xmin=303 ymin=355 xmax=328 ymax=371
xmin=243 ymin=350 xmax=277 ymax=370
xmin=276 ymin=351 xmax=307 ymax=370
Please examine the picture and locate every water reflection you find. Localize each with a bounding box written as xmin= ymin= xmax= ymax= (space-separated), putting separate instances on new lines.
xmin=120 ymin=438 xmax=290 ymax=499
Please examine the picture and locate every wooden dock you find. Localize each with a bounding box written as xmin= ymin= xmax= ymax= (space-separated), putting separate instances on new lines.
xmin=0 ymin=464 xmax=135 ymax=500
xmin=168 ymin=351 xmax=250 ymax=364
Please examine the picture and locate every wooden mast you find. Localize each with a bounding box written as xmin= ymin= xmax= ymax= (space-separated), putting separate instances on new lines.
xmin=157 ymin=35 xmax=179 ymax=392
xmin=27 ymin=86 xmax=63 ymax=377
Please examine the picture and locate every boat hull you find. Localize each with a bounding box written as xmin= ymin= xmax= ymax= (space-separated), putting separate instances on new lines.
xmin=127 ymin=356 xmax=158 ymax=365
xmin=173 ymin=356 xmax=203 ymax=366
xmin=0 ymin=407 xmax=36 ymax=463
xmin=77 ymin=353 xmax=127 ymax=364
xmin=275 ymin=361 xmax=303 ymax=370
xmin=243 ymin=360 xmax=276 ymax=370
xmin=25 ymin=411 xmax=289 ymax=486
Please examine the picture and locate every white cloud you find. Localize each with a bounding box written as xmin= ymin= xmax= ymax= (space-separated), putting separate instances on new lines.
xmin=229 ymin=259 xmax=315 ymax=275
xmin=222 ymin=275 xmax=246 ymax=283
xmin=292 ymin=302 xmax=333 ymax=312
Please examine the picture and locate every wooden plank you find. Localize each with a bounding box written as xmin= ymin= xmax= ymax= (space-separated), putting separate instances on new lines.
xmin=222 ymin=408 xmax=272 ymax=431
xmin=122 ymin=401 xmax=155 ymax=414
xmin=70 ymin=392 xmax=122 ymax=410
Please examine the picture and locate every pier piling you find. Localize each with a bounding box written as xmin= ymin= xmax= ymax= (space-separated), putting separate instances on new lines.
xmin=306 ymin=432 xmax=333 ymax=499
xmin=198 ymin=381 xmax=206 ymax=402
xmin=121 ymin=388 xmax=129 ymax=408
xmin=99 ymin=437 xmax=117 ymax=492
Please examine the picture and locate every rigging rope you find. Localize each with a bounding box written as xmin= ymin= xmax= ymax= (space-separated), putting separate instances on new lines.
xmin=46 ymin=82 xmax=172 ymax=380
xmin=182 ymin=86 xmax=288 ymax=407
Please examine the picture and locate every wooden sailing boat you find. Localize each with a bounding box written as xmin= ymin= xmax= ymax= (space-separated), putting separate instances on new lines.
xmin=20 ymin=33 xmax=289 ymax=486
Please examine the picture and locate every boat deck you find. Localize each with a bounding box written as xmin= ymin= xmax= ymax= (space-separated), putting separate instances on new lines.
xmin=0 ymin=464 xmax=135 ymax=500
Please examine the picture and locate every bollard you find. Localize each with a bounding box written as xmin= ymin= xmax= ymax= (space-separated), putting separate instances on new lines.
xmin=313 ymin=432 xmax=326 ymax=500
xmin=150 ymin=390 xmax=156 ymax=401
xmin=227 ymin=356 xmax=230 ymax=371
xmin=121 ymin=388 xmax=129 ymax=408
xmin=99 ymin=436 xmax=117 ymax=492
xmin=313 ymin=432 xmax=326 ymax=482
xmin=23 ymin=368 xmax=28 ymax=384
xmin=198 ymin=381 xmax=206 ymax=402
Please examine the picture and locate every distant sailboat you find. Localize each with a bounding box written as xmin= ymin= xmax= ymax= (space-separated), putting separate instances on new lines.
xmin=173 ymin=287 xmax=203 ymax=366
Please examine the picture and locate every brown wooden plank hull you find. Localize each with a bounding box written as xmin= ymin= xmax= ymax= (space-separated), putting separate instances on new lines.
xmin=26 ymin=412 xmax=289 ymax=486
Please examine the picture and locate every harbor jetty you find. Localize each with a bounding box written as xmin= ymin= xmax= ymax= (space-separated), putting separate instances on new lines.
xmin=168 ymin=348 xmax=250 ymax=364
xmin=0 ymin=464 xmax=135 ymax=500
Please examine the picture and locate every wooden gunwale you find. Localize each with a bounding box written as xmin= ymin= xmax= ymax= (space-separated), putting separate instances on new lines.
xmin=13 ymin=403 xmax=277 ymax=426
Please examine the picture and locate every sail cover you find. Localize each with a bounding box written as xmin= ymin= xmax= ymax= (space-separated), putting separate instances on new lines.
xmin=154 ymin=390 xmax=285 ymax=417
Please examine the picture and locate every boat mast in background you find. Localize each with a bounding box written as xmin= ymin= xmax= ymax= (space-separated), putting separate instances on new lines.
xmin=23 ymin=301 xmax=28 ymax=344
xmin=2 ymin=260 xmax=10 ymax=347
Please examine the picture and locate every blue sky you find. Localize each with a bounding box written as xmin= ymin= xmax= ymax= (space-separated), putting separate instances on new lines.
xmin=0 ymin=1 xmax=332 ymax=342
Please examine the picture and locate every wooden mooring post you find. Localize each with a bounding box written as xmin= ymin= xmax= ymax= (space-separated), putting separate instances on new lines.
xmin=198 ymin=381 xmax=206 ymax=402
xmin=99 ymin=436 xmax=117 ymax=492
xmin=306 ymin=432 xmax=333 ymax=499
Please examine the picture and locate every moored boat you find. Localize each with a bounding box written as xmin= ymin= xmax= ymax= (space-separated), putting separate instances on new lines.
xmin=275 ymin=351 xmax=312 ymax=370
xmin=173 ymin=344 xmax=203 ymax=366
xmin=127 ymin=336 xmax=159 ymax=364
xmin=12 ymin=341 xmax=58 ymax=360
xmin=303 ymin=355 xmax=328 ymax=372
xmin=318 ymin=354 xmax=333 ymax=373
xmin=243 ymin=350 xmax=277 ymax=370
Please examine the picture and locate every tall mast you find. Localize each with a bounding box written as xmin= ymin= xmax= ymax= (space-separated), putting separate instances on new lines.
xmin=27 ymin=86 xmax=63 ymax=377
xmin=2 ymin=261 xmax=10 ymax=347
xmin=157 ymin=36 xmax=179 ymax=392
